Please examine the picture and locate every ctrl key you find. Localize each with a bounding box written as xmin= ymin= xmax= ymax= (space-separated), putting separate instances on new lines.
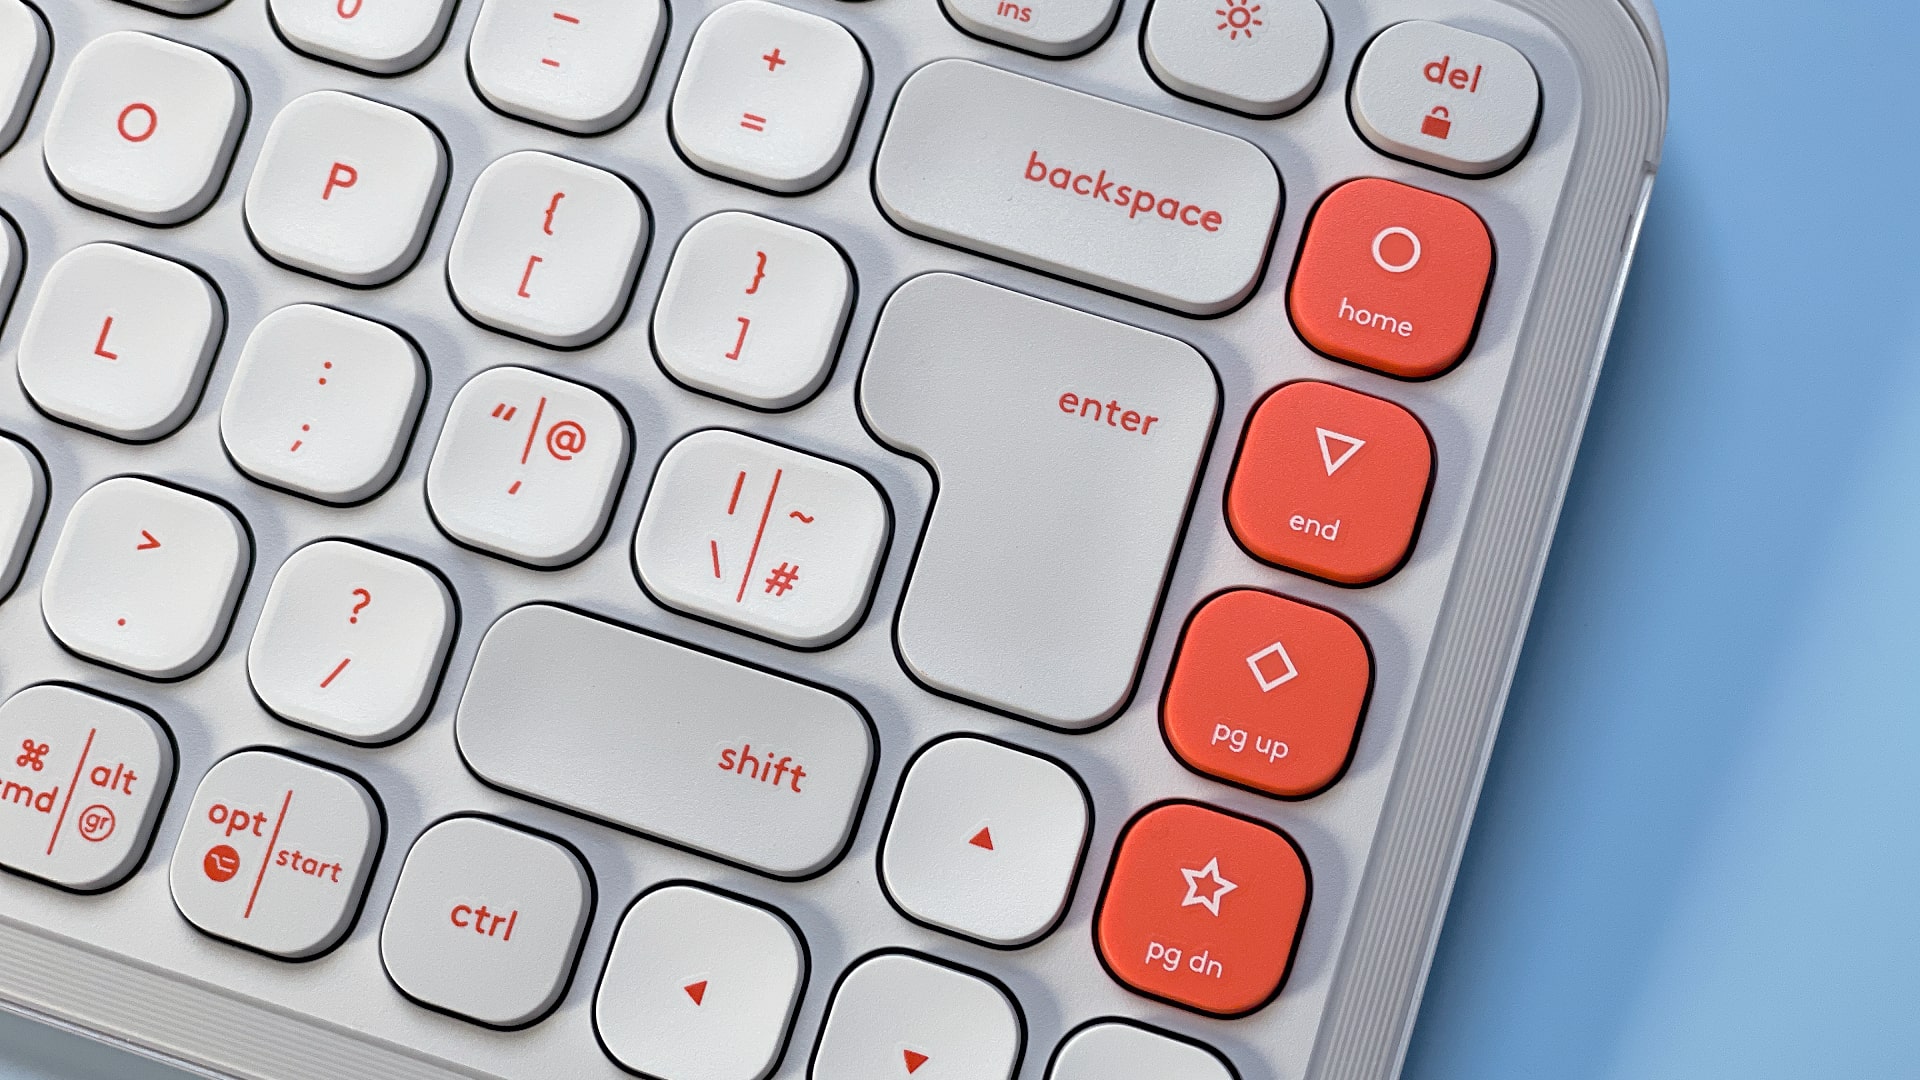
xmin=168 ymin=750 xmax=381 ymax=959
xmin=0 ymin=685 xmax=174 ymax=892
xmin=381 ymin=817 xmax=592 ymax=1028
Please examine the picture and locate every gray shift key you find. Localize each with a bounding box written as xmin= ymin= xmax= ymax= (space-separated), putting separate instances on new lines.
xmin=862 ymin=274 xmax=1219 ymax=729
xmin=874 ymin=59 xmax=1281 ymax=316
xmin=457 ymin=605 xmax=876 ymax=878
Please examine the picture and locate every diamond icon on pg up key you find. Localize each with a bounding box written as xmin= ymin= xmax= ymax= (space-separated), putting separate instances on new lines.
xmin=1163 ymin=590 xmax=1371 ymax=798
xmin=1095 ymin=802 xmax=1309 ymax=1017
xmin=634 ymin=429 xmax=887 ymax=648
xmin=0 ymin=685 xmax=174 ymax=892
xmin=427 ymin=366 xmax=630 ymax=568
xmin=1288 ymin=178 xmax=1492 ymax=379
xmin=168 ymin=749 xmax=381 ymax=958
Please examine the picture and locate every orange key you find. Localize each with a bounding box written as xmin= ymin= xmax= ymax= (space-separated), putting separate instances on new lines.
xmin=1162 ymin=590 xmax=1371 ymax=798
xmin=1226 ymin=380 xmax=1433 ymax=585
xmin=1095 ymin=802 xmax=1309 ymax=1017
xmin=1288 ymin=178 xmax=1493 ymax=379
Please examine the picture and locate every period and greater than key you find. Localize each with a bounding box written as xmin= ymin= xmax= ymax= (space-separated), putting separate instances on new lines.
xmin=0 ymin=4 xmax=1532 ymax=1048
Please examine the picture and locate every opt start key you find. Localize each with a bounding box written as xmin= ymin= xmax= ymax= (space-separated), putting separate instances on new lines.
xmin=1095 ymin=802 xmax=1309 ymax=1017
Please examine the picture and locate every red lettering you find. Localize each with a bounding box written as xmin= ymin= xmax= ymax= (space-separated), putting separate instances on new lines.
xmin=117 ymin=103 xmax=157 ymax=143
xmin=337 ymin=0 xmax=362 ymax=15
xmin=322 ymin=162 xmax=358 ymax=200
xmin=1022 ymin=151 xmax=1223 ymax=232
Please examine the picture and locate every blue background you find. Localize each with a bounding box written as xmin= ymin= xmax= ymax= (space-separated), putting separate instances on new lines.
xmin=7 ymin=0 xmax=1920 ymax=1076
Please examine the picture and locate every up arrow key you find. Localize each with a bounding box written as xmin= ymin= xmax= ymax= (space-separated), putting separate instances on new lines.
xmin=136 ymin=530 xmax=161 ymax=550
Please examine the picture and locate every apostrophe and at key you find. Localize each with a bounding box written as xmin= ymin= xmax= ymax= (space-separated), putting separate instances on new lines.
xmin=0 ymin=686 xmax=173 ymax=892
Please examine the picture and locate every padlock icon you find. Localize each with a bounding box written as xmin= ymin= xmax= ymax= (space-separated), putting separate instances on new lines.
xmin=1420 ymin=106 xmax=1453 ymax=140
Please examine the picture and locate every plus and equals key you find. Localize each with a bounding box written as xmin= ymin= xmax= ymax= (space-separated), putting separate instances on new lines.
xmin=542 ymin=10 xmax=580 ymax=68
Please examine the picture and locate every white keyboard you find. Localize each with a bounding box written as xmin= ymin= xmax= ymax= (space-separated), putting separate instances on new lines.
xmin=0 ymin=0 xmax=1666 ymax=1076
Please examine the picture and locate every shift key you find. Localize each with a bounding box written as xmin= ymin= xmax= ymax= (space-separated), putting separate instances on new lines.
xmin=861 ymin=274 xmax=1218 ymax=729
xmin=874 ymin=59 xmax=1281 ymax=316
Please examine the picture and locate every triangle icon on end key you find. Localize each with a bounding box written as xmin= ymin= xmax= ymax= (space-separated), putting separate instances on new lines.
xmin=683 ymin=981 xmax=708 ymax=1006
xmin=1315 ymin=428 xmax=1366 ymax=476
xmin=969 ymin=827 xmax=995 ymax=851
xmin=904 ymin=1050 xmax=930 ymax=1074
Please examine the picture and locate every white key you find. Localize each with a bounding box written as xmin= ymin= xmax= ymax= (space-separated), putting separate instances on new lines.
xmin=942 ymin=0 xmax=1118 ymax=58
xmin=42 ymin=477 xmax=250 ymax=680
xmin=633 ymin=430 xmax=886 ymax=649
xmin=1352 ymin=21 xmax=1541 ymax=176
xmin=245 ymin=90 xmax=448 ymax=286
xmin=596 ymin=883 xmax=806 ymax=1080
xmin=1047 ymin=1021 xmax=1234 ymax=1080
xmin=875 ymin=60 xmax=1281 ymax=316
xmin=270 ymin=0 xmax=458 ymax=75
xmin=0 ymin=0 xmax=50 ymax=155
xmin=168 ymin=750 xmax=380 ymax=959
xmin=0 ymin=434 xmax=47 ymax=600
xmin=0 ymin=685 xmax=173 ymax=892
xmin=861 ymin=274 xmax=1217 ymax=729
xmin=41 ymin=32 xmax=245 ymax=225
xmin=812 ymin=952 xmax=1022 ymax=1080
xmin=652 ymin=211 xmax=852 ymax=410
xmin=457 ymin=605 xmax=875 ymax=878
xmin=1144 ymin=0 xmax=1329 ymax=116
xmin=447 ymin=151 xmax=649 ymax=348
xmin=248 ymin=541 xmax=455 ymax=745
xmin=18 ymin=243 xmax=222 ymax=442
xmin=426 ymin=366 xmax=629 ymax=567
xmin=220 ymin=304 xmax=426 ymax=504
xmin=468 ymin=0 xmax=667 ymax=134
xmin=670 ymin=1 xmax=869 ymax=194
xmin=880 ymin=737 xmax=1089 ymax=947
xmin=380 ymin=817 xmax=590 ymax=1027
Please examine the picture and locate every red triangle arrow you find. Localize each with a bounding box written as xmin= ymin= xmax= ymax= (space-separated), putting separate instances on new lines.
xmin=136 ymin=531 xmax=160 ymax=551
xmin=904 ymin=1050 xmax=929 ymax=1074
xmin=683 ymin=981 xmax=707 ymax=1006
xmin=968 ymin=827 xmax=994 ymax=851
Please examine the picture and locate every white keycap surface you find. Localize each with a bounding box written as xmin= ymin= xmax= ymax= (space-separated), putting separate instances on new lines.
xmin=41 ymin=31 xmax=245 ymax=225
xmin=596 ymin=883 xmax=806 ymax=1080
xmin=812 ymin=952 xmax=1023 ymax=1080
xmin=1046 ymin=1021 xmax=1235 ymax=1080
xmin=457 ymin=605 xmax=874 ymax=877
xmin=248 ymin=541 xmax=455 ymax=744
xmin=875 ymin=60 xmax=1281 ymax=315
xmin=862 ymin=274 xmax=1217 ymax=728
xmin=0 ymin=0 xmax=49 ymax=154
xmin=219 ymin=304 xmax=427 ymax=504
xmin=942 ymin=0 xmax=1119 ymax=58
xmin=270 ymin=0 xmax=457 ymax=75
xmin=245 ymin=90 xmax=449 ymax=285
xmin=447 ymin=150 xmax=649 ymax=348
xmin=18 ymin=243 xmax=223 ymax=442
xmin=0 ymin=684 xmax=172 ymax=892
xmin=168 ymin=750 xmax=380 ymax=958
xmin=633 ymin=429 xmax=887 ymax=648
xmin=1351 ymin=20 xmax=1542 ymax=176
xmin=468 ymin=0 xmax=667 ymax=134
xmin=426 ymin=366 xmax=630 ymax=567
xmin=881 ymin=737 xmax=1089 ymax=947
xmin=381 ymin=817 xmax=591 ymax=1027
xmin=670 ymin=0 xmax=869 ymax=194
xmin=1143 ymin=0 xmax=1330 ymax=116
xmin=652 ymin=211 xmax=852 ymax=410
xmin=0 ymin=435 xmax=46 ymax=600
xmin=41 ymin=477 xmax=250 ymax=680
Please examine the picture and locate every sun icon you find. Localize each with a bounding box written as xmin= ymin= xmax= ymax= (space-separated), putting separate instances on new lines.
xmin=1215 ymin=0 xmax=1263 ymax=39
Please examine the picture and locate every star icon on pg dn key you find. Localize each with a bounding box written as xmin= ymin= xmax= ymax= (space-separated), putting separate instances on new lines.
xmin=1163 ymin=589 xmax=1372 ymax=798
xmin=1095 ymin=802 xmax=1309 ymax=1017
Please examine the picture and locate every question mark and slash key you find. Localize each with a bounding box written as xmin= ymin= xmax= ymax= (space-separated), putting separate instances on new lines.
xmin=320 ymin=589 xmax=374 ymax=690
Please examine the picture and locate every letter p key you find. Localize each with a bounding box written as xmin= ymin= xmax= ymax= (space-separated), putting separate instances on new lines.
xmin=323 ymin=162 xmax=358 ymax=201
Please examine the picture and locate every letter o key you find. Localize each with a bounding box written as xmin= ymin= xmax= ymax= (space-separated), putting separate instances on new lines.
xmin=117 ymin=103 xmax=158 ymax=143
